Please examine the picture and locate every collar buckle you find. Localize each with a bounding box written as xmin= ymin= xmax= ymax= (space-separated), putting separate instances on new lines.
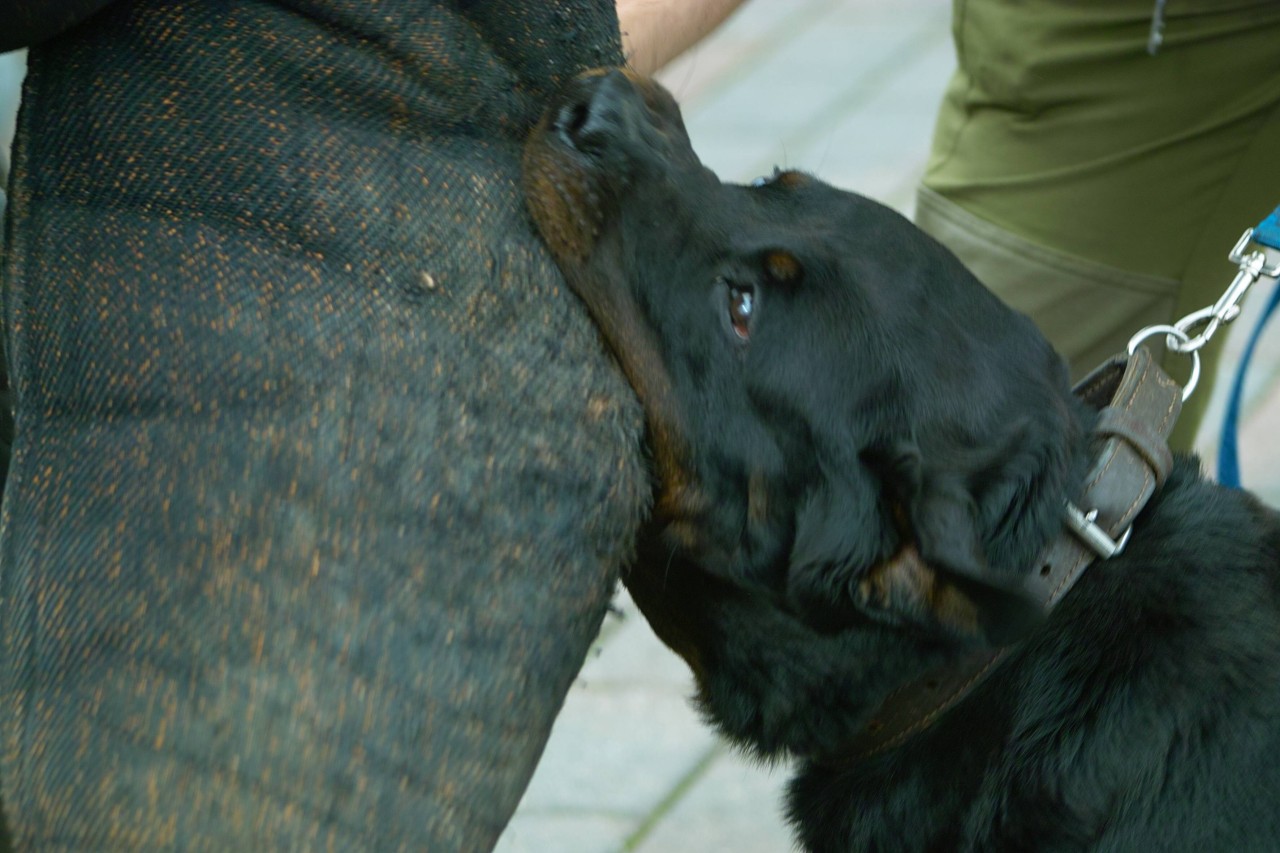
xmin=1063 ymin=502 xmax=1133 ymax=560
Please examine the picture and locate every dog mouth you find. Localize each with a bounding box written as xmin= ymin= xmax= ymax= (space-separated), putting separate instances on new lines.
xmin=524 ymin=68 xmax=712 ymax=533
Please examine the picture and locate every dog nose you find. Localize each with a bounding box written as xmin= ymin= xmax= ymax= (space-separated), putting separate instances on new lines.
xmin=556 ymin=70 xmax=636 ymax=155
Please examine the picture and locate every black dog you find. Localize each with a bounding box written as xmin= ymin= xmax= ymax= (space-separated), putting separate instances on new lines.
xmin=524 ymin=70 xmax=1280 ymax=851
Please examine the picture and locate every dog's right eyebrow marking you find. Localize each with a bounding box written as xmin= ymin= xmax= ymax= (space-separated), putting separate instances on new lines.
xmin=763 ymin=251 xmax=802 ymax=285
xmin=774 ymin=170 xmax=809 ymax=189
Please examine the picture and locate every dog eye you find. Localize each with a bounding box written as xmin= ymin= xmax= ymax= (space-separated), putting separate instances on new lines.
xmin=728 ymin=284 xmax=755 ymax=340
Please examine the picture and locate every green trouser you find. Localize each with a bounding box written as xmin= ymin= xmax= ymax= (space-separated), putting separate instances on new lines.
xmin=916 ymin=0 xmax=1280 ymax=450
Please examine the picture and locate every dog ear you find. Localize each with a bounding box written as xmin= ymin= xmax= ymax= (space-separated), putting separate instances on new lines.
xmin=786 ymin=466 xmax=900 ymax=633
xmin=867 ymin=437 xmax=1044 ymax=644
xmin=787 ymin=438 xmax=1042 ymax=644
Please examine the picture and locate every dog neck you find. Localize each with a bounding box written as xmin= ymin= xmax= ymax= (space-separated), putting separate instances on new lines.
xmin=817 ymin=347 xmax=1185 ymax=768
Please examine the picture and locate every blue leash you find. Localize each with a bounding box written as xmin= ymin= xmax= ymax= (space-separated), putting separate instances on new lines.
xmin=1217 ymin=206 xmax=1280 ymax=489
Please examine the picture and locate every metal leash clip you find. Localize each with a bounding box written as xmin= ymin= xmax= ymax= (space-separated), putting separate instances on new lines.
xmin=1128 ymin=227 xmax=1280 ymax=402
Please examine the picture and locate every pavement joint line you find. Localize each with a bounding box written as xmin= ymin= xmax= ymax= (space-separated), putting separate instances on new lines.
xmin=511 ymin=806 xmax=638 ymax=820
xmin=620 ymin=740 xmax=728 ymax=851
xmin=664 ymin=0 xmax=840 ymax=113
xmin=747 ymin=14 xmax=951 ymax=181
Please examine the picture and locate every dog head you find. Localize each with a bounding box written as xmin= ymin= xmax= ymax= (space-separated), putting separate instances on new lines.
xmin=524 ymin=70 xmax=1090 ymax=755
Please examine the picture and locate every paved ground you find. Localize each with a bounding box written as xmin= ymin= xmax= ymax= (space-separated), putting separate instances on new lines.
xmin=497 ymin=2 xmax=1280 ymax=851
xmin=3 ymin=5 xmax=1277 ymax=849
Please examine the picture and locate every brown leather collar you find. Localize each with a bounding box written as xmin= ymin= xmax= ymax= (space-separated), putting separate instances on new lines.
xmin=820 ymin=346 xmax=1183 ymax=768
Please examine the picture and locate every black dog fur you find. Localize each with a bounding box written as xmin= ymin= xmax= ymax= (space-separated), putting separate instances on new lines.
xmin=523 ymin=70 xmax=1280 ymax=851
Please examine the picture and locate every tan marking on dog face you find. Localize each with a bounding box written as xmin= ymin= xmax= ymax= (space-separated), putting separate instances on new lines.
xmin=856 ymin=546 xmax=983 ymax=640
xmin=774 ymin=169 xmax=809 ymax=189
xmin=763 ymin=250 xmax=802 ymax=286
